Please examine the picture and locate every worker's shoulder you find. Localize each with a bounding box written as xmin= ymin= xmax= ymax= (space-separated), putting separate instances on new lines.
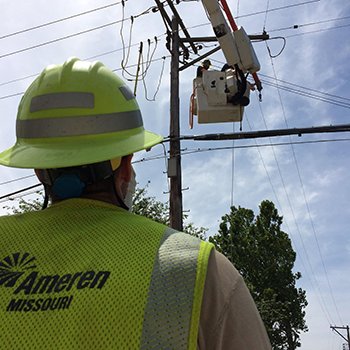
xmin=206 ymin=249 xmax=243 ymax=288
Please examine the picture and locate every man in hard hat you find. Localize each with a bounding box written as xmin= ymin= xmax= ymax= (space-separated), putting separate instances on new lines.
xmin=0 ymin=58 xmax=271 ymax=349
xmin=196 ymin=59 xmax=211 ymax=77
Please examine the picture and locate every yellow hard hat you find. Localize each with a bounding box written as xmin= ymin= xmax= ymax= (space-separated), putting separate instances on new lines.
xmin=0 ymin=57 xmax=163 ymax=169
xmin=203 ymin=59 xmax=211 ymax=66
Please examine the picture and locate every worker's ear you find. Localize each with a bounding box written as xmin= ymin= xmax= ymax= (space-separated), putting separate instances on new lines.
xmin=118 ymin=154 xmax=133 ymax=183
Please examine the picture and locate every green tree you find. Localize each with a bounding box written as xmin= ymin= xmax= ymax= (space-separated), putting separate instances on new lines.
xmin=3 ymin=191 xmax=47 ymax=214
xmin=209 ymin=200 xmax=308 ymax=350
xmin=132 ymin=183 xmax=208 ymax=238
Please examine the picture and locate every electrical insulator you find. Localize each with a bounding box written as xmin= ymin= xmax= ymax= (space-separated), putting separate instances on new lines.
xmin=166 ymin=33 xmax=171 ymax=50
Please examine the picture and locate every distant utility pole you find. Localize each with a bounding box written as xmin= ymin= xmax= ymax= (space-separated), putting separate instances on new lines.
xmin=330 ymin=325 xmax=350 ymax=349
xmin=169 ymin=16 xmax=183 ymax=231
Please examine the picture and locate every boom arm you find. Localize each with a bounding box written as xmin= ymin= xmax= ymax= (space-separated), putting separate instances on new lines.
xmin=201 ymin=0 xmax=260 ymax=74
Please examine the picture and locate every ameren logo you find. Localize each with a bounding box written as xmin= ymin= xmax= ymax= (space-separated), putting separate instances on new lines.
xmin=0 ymin=252 xmax=110 ymax=313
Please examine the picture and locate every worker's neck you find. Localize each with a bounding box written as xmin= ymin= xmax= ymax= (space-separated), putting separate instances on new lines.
xmin=51 ymin=191 xmax=122 ymax=208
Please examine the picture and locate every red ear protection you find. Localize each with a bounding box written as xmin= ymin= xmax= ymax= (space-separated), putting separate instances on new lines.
xmin=34 ymin=169 xmax=43 ymax=184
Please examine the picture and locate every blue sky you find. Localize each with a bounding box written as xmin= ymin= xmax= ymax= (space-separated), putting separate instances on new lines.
xmin=0 ymin=0 xmax=349 ymax=348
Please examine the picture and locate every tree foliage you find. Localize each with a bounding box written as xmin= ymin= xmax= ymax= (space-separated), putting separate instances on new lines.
xmin=3 ymin=191 xmax=46 ymax=214
xmin=132 ymin=183 xmax=208 ymax=239
xmin=209 ymin=200 xmax=308 ymax=350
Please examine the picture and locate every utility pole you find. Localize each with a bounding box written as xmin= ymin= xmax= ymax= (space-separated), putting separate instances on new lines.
xmin=169 ymin=16 xmax=183 ymax=231
xmin=330 ymin=325 xmax=350 ymax=349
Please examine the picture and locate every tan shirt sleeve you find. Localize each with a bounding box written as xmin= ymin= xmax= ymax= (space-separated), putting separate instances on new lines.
xmin=198 ymin=249 xmax=272 ymax=350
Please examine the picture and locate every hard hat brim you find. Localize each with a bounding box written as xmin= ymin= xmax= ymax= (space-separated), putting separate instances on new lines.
xmin=0 ymin=127 xmax=163 ymax=169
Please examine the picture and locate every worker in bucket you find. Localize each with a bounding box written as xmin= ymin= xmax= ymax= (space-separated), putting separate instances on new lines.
xmin=0 ymin=57 xmax=271 ymax=349
xmin=196 ymin=59 xmax=211 ymax=77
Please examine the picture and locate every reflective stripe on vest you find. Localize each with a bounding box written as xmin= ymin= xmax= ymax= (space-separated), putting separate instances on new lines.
xmin=141 ymin=227 xmax=200 ymax=349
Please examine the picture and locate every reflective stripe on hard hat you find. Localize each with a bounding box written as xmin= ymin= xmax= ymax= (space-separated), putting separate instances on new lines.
xmin=17 ymin=110 xmax=143 ymax=138
xmin=119 ymin=85 xmax=136 ymax=101
xmin=30 ymin=92 xmax=95 ymax=112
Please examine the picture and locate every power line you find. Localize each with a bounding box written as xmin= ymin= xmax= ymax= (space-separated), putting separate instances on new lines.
xmin=0 ymin=1 xmax=159 ymax=60
xmin=0 ymin=184 xmax=42 ymax=201
xmin=285 ymin=23 xmax=350 ymax=38
xmin=1 ymin=53 xmax=348 ymax=109
xmin=261 ymin=80 xmax=350 ymax=109
xmin=187 ymin=17 xmax=346 ymax=42
xmin=244 ymin=109 xmax=333 ymax=324
xmin=0 ymin=189 xmax=43 ymax=205
xmin=0 ymin=18 xmax=128 ymax=60
xmin=267 ymin=15 xmax=350 ymax=33
xmin=263 ymin=0 xmax=271 ymax=30
xmin=2 ymin=137 xmax=349 ymax=203
xmin=135 ymin=138 xmax=350 ymax=163
xmin=267 ymin=46 xmax=343 ymax=324
xmin=253 ymin=89 xmax=335 ymax=324
xmin=0 ymin=0 xmax=324 ymax=63
xmin=0 ymin=27 xmax=166 ymax=89
xmin=0 ymin=174 xmax=35 ymax=186
xmin=0 ymin=73 xmax=40 ymax=88
xmin=0 ymin=55 xmax=170 ymax=101
xmin=0 ymin=10 xmax=346 ymax=94
xmin=0 ymin=92 xmax=26 ymax=101
xmin=0 ymin=44 xmax=143 ymax=89
xmin=259 ymin=73 xmax=350 ymax=103
xmin=235 ymin=0 xmax=321 ymax=19
xmin=0 ymin=1 xmax=125 ymax=41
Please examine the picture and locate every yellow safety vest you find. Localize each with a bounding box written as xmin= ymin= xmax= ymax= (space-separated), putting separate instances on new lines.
xmin=0 ymin=199 xmax=213 ymax=349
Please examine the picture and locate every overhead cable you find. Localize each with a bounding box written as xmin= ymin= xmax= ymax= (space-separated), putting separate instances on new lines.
xmin=267 ymin=49 xmax=343 ymax=325
xmin=0 ymin=19 xmax=126 ymax=60
xmin=251 ymin=87 xmax=335 ymax=324
xmin=0 ymin=73 xmax=40 ymax=88
xmin=188 ymin=16 xmax=344 ymax=40
xmin=119 ymin=0 xmax=160 ymax=83
xmin=2 ymin=138 xmax=350 ymax=202
xmin=0 ymin=0 xmax=323 ymax=62
xmin=263 ymin=0 xmax=271 ymax=31
xmin=0 ymin=43 xmax=144 ymax=89
xmin=134 ymin=138 xmax=350 ymax=163
xmin=261 ymin=80 xmax=350 ymax=109
xmin=285 ymin=23 xmax=350 ymax=38
xmin=0 ymin=189 xmax=43 ymax=204
xmin=0 ymin=184 xmax=42 ymax=201
xmin=0 ymin=2 xmax=157 ymax=60
xmin=0 ymin=55 xmax=170 ymax=101
xmin=0 ymin=1 xmax=125 ymax=41
xmin=3 ymin=59 xmax=349 ymax=107
xmin=142 ymin=55 xmax=167 ymax=101
xmin=267 ymin=15 xmax=350 ymax=33
xmin=0 ymin=174 xmax=35 ymax=186
xmin=235 ymin=0 xmax=321 ymax=20
xmin=120 ymin=0 xmax=135 ymax=80
xmin=259 ymin=73 xmax=350 ymax=102
xmin=0 ymin=92 xmax=26 ymax=101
